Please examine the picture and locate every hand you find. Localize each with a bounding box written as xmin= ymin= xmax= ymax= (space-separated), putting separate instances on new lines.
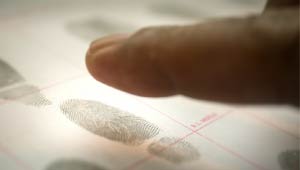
xmin=86 ymin=0 xmax=299 ymax=105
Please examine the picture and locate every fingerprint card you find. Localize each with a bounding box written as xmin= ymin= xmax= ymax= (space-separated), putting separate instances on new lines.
xmin=0 ymin=1 xmax=299 ymax=170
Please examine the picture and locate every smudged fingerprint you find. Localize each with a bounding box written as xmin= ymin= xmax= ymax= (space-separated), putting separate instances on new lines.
xmin=60 ymin=99 xmax=160 ymax=145
xmin=66 ymin=17 xmax=132 ymax=41
xmin=0 ymin=84 xmax=51 ymax=106
xmin=278 ymin=150 xmax=299 ymax=170
xmin=0 ymin=58 xmax=51 ymax=106
xmin=147 ymin=137 xmax=200 ymax=163
xmin=0 ymin=59 xmax=24 ymax=87
xmin=46 ymin=159 xmax=108 ymax=170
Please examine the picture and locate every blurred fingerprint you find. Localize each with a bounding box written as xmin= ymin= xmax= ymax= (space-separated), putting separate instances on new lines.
xmin=60 ymin=99 xmax=160 ymax=145
xmin=66 ymin=17 xmax=132 ymax=42
xmin=148 ymin=137 xmax=200 ymax=163
xmin=150 ymin=1 xmax=207 ymax=19
xmin=278 ymin=150 xmax=299 ymax=170
xmin=46 ymin=159 xmax=108 ymax=170
xmin=0 ymin=58 xmax=51 ymax=106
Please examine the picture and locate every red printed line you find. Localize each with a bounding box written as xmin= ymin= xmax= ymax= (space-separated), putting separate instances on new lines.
xmin=134 ymin=98 xmax=194 ymax=131
xmin=0 ymin=73 xmax=87 ymax=106
xmin=196 ymin=133 xmax=270 ymax=170
xmin=135 ymin=97 xmax=231 ymax=133
xmin=0 ymin=73 xmax=88 ymax=169
xmin=37 ymin=73 xmax=88 ymax=92
xmin=124 ymin=99 xmax=231 ymax=170
xmin=190 ymin=113 xmax=218 ymax=129
xmin=124 ymin=132 xmax=195 ymax=170
xmin=129 ymin=100 xmax=270 ymax=170
xmin=123 ymin=155 xmax=153 ymax=170
xmin=0 ymin=143 xmax=32 ymax=170
xmin=193 ymin=112 xmax=229 ymax=132
xmin=193 ymin=112 xmax=272 ymax=170
xmin=0 ymin=73 xmax=288 ymax=170
xmin=246 ymin=111 xmax=299 ymax=139
xmin=135 ymin=98 xmax=232 ymax=133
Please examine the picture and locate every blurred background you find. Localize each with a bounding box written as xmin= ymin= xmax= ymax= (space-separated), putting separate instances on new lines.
xmin=0 ymin=0 xmax=267 ymax=70
xmin=0 ymin=0 xmax=266 ymax=42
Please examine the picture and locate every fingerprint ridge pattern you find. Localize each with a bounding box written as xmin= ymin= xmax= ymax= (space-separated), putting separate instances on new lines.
xmin=60 ymin=99 xmax=160 ymax=145
xmin=148 ymin=137 xmax=200 ymax=163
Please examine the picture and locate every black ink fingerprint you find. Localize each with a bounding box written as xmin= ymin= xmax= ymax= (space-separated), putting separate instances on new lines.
xmin=46 ymin=159 xmax=108 ymax=170
xmin=278 ymin=150 xmax=299 ymax=170
xmin=147 ymin=137 xmax=200 ymax=163
xmin=0 ymin=58 xmax=51 ymax=106
xmin=66 ymin=17 xmax=132 ymax=41
xmin=60 ymin=99 xmax=160 ymax=145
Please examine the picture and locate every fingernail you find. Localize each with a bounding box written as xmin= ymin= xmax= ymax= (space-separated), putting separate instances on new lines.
xmin=89 ymin=33 xmax=129 ymax=54
xmin=86 ymin=43 xmax=120 ymax=78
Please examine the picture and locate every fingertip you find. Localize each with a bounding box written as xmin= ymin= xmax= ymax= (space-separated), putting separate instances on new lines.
xmin=89 ymin=34 xmax=129 ymax=54
xmin=86 ymin=43 xmax=121 ymax=83
xmin=85 ymin=33 xmax=176 ymax=97
xmin=86 ymin=33 xmax=129 ymax=77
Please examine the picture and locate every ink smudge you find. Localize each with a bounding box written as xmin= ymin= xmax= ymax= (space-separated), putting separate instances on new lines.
xmin=60 ymin=99 xmax=160 ymax=145
xmin=46 ymin=159 xmax=108 ymax=170
xmin=278 ymin=150 xmax=299 ymax=170
xmin=0 ymin=58 xmax=24 ymax=88
xmin=147 ymin=137 xmax=200 ymax=163
xmin=0 ymin=58 xmax=52 ymax=106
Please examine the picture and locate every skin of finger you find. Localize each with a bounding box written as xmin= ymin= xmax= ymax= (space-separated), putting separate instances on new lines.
xmin=265 ymin=0 xmax=299 ymax=10
xmin=89 ymin=34 xmax=129 ymax=53
xmin=86 ymin=42 xmax=176 ymax=97
xmin=119 ymin=10 xmax=298 ymax=104
xmin=129 ymin=22 xmax=281 ymax=103
xmin=86 ymin=8 xmax=299 ymax=105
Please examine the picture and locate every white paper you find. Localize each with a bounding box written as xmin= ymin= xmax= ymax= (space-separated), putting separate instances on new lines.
xmin=0 ymin=1 xmax=298 ymax=170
